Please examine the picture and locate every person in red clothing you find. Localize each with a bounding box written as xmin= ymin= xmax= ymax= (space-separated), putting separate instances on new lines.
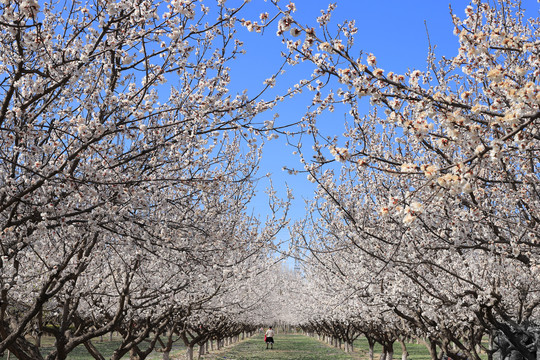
xmin=265 ymin=326 xmax=275 ymax=349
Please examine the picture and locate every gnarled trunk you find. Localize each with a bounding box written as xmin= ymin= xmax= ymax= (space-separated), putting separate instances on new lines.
xmin=185 ymin=345 xmax=194 ymax=360
xmin=367 ymin=336 xmax=376 ymax=360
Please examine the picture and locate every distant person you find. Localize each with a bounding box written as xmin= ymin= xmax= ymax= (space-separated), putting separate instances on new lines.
xmin=265 ymin=326 xmax=275 ymax=349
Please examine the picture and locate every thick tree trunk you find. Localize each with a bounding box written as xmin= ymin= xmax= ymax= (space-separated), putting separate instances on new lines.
xmin=185 ymin=345 xmax=194 ymax=360
xmin=386 ymin=344 xmax=394 ymax=360
xmin=199 ymin=342 xmax=206 ymax=357
xmin=427 ymin=339 xmax=438 ymax=360
xmin=379 ymin=345 xmax=394 ymax=360
xmin=129 ymin=347 xmax=140 ymax=360
xmin=4 ymin=336 xmax=44 ymax=360
xmin=367 ymin=337 xmax=375 ymax=360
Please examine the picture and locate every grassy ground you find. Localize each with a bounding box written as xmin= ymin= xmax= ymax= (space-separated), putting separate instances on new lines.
xmin=0 ymin=333 xmax=488 ymax=359
xmin=199 ymin=333 xmax=489 ymax=360
xmin=353 ymin=337 xmax=488 ymax=360
xmin=200 ymin=333 xmax=363 ymax=360
xmin=0 ymin=336 xmax=186 ymax=360
xmin=354 ymin=337 xmax=432 ymax=360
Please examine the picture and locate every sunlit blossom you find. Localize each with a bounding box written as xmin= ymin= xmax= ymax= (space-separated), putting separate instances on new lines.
xmin=402 ymin=212 xmax=416 ymax=224
xmin=400 ymin=162 xmax=417 ymax=173
xmin=367 ymin=53 xmax=377 ymax=66
xmin=318 ymin=42 xmax=332 ymax=52
xmin=487 ymin=66 xmax=504 ymax=81
xmin=329 ymin=146 xmax=351 ymax=162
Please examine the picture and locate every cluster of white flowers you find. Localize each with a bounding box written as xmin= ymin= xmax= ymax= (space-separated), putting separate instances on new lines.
xmin=400 ymin=162 xmax=418 ymax=173
xmin=171 ymin=0 xmax=195 ymax=18
xmin=327 ymin=146 xmax=350 ymax=162
xmin=277 ymin=15 xmax=293 ymax=36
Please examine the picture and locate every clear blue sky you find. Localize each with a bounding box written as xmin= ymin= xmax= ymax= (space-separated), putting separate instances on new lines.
xmin=225 ymin=0 xmax=537 ymax=259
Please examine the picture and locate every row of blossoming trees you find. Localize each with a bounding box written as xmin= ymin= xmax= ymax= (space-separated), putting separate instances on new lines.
xmin=265 ymin=0 xmax=540 ymax=359
xmin=0 ymin=0 xmax=298 ymax=359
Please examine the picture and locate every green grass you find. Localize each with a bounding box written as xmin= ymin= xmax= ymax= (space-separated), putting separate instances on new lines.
xmin=201 ymin=334 xmax=489 ymax=360
xmin=0 ymin=333 xmax=490 ymax=359
xmin=202 ymin=333 xmax=362 ymax=360
xmin=353 ymin=337 xmax=433 ymax=360
xmin=0 ymin=336 xmax=186 ymax=360
xmin=353 ymin=337 xmax=488 ymax=360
